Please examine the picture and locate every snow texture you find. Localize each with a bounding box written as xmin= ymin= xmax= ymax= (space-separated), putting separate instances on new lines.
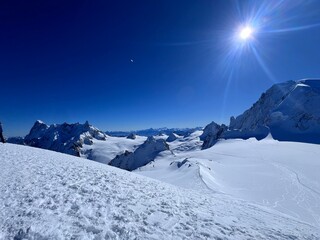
xmin=0 ymin=143 xmax=319 ymax=239
xmin=138 ymin=136 xmax=320 ymax=228
xmin=81 ymin=136 xmax=146 ymax=164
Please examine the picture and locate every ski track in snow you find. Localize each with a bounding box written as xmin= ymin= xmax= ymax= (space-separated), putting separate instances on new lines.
xmin=277 ymin=164 xmax=320 ymax=197
xmin=1 ymin=143 xmax=319 ymax=239
xmin=271 ymin=163 xmax=320 ymax=226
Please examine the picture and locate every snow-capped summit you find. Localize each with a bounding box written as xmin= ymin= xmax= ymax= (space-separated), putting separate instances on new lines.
xmin=109 ymin=136 xmax=170 ymax=171
xmin=24 ymin=120 xmax=108 ymax=156
xmin=202 ymin=79 xmax=320 ymax=148
xmin=26 ymin=120 xmax=50 ymax=140
xmin=229 ymin=79 xmax=320 ymax=143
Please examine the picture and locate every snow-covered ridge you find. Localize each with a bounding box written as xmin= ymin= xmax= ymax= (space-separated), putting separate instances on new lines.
xmin=1 ymin=143 xmax=319 ymax=239
xmin=202 ymin=79 xmax=320 ymax=148
xmin=23 ymin=120 xmax=107 ymax=156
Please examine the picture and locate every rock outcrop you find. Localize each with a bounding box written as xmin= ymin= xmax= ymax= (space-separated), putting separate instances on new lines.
xmin=200 ymin=122 xmax=227 ymax=149
xmin=166 ymin=133 xmax=180 ymax=142
xmin=109 ymin=136 xmax=169 ymax=171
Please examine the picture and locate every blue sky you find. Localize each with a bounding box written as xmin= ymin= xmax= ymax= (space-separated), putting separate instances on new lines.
xmin=2 ymin=0 xmax=320 ymax=136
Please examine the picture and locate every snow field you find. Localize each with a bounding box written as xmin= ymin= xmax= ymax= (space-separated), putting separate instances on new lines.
xmin=139 ymin=137 xmax=320 ymax=227
xmin=1 ymin=143 xmax=319 ymax=239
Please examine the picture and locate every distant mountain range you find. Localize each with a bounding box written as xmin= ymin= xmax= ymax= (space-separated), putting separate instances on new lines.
xmin=106 ymin=127 xmax=203 ymax=137
xmin=8 ymin=123 xmax=201 ymax=166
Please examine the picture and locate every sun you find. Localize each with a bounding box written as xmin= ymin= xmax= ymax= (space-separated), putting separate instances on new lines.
xmin=239 ymin=26 xmax=253 ymax=40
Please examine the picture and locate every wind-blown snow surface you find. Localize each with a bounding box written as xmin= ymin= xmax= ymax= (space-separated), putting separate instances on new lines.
xmin=138 ymin=136 xmax=320 ymax=227
xmin=1 ymin=144 xmax=319 ymax=239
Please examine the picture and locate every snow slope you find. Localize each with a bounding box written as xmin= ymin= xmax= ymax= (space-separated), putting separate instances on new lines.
xmin=1 ymin=143 xmax=319 ymax=239
xmin=138 ymin=137 xmax=320 ymax=227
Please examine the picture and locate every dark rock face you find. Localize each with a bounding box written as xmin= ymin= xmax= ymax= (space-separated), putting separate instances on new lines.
xmin=166 ymin=133 xmax=179 ymax=142
xmin=200 ymin=122 xmax=227 ymax=149
xmin=126 ymin=133 xmax=137 ymax=140
xmin=229 ymin=81 xmax=297 ymax=131
xmin=177 ymin=159 xmax=192 ymax=168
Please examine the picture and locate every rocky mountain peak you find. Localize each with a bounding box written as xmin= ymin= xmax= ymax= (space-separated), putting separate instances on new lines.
xmin=202 ymin=79 xmax=320 ymax=149
xmin=23 ymin=120 xmax=107 ymax=156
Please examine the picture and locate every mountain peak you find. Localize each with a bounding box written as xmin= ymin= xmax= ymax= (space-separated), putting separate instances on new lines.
xmin=24 ymin=121 xmax=107 ymax=156
xmin=35 ymin=120 xmax=45 ymax=125
xmin=202 ymin=79 xmax=320 ymax=149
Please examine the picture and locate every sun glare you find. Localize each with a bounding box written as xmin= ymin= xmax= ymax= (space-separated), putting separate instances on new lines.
xmin=239 ymin=26 xmax=253 ymax=40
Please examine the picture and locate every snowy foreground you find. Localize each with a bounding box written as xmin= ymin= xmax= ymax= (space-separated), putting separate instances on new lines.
xmin=1 ymin=144 xmax=319 ymax=239
xmin=139 ymin=135 xmax=320 ymax=228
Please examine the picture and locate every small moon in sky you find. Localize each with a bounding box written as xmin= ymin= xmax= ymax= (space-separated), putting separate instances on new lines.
xmin=130 ymin=59 xmax=134 ymax=63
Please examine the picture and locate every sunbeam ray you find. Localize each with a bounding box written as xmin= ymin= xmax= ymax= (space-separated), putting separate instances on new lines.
xmin=265 ymin=22 xmax=320 ymax=33
xmin=251 ymin=45 xmax=277 ymax=83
